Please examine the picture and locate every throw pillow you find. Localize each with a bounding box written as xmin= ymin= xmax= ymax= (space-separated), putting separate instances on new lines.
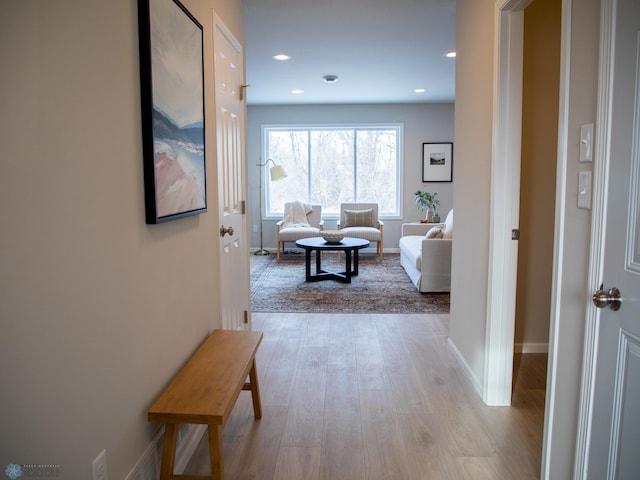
xmin=425 ymin=227 xmax=443 ymax=239
xmin=443 ymin=211 xmax=453 ymax=239
xmin=342 ymin=208 xmax=375 ymax=227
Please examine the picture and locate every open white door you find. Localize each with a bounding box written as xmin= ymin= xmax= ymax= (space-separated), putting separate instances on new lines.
xmin=213 ymin=14 xmax=250 ymax=331
xmin=582 ymin=0 xmax=640 ymax=477
xmin=484 ymin=0 xmax=531 ymax=406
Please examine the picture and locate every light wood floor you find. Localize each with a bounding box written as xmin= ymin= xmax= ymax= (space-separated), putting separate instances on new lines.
xmin=184 ymin=313 xmax=546 ymax=480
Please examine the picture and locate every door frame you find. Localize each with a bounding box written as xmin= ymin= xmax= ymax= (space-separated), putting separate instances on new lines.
xmin=573 ymin=0 xmax=616 ymax=475
xmin=484 ymin=0 xmax=532 ymax=406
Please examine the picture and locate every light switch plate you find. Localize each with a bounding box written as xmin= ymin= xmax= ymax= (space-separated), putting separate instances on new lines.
xmin=578 ymin=171 xmax=592 ymax=209
xmin=580 ymin=123 xmax=594 ymax=162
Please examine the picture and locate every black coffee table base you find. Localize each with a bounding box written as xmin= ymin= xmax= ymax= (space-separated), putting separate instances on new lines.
xmin=295 ymin=237 xmax=370 ymax=283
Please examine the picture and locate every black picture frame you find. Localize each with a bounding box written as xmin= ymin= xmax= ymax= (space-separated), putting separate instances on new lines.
xmin=138 ymin=0 xmax=207 ymax=224
xmin=422 ymin=142 xmax=453 ymax=182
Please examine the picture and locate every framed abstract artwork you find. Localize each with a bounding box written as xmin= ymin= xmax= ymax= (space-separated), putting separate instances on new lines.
xmin=422 ymin=142 xmax=453 ymax=183
xmin=138 ymin=0 xmax=207 ymax=224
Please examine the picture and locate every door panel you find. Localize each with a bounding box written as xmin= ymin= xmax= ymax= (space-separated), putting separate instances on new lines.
xmin=587 ymin=0 xmax=640 ymax=477
xmin=612 ymin=334 xmax=640 ymax=480
xmin=213 ymin=17 xmax=249 ymax=331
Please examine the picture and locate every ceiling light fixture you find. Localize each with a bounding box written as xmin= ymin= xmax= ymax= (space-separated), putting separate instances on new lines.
xmin=273 ymin=54 xmax=291 ymax=61
xmin=322 ymin=74 xmax=338 ymax=84
xmin=414 ymin=88 xmax=426 ymax=93
xmin=445 ymin=52 xmax=456 ymax=58
xmin=291 ymin=89 xmax=304 ymax=94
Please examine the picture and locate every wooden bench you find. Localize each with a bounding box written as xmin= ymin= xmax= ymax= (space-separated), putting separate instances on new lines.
xmin=148 ymin=329 xmax=263 ymax=480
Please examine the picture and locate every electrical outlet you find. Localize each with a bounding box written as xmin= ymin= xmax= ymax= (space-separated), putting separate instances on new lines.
xmin=253 ymin=224 xmax=259 ymax=233
xmin=91 ymin=449 xmax=108 ymax=480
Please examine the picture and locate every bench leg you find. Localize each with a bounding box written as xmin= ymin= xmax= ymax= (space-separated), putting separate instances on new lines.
xmin=208 ymin=424 xmax=224 ymax=480
xmin=249 ymin=358 xmax=262 ymax=419
xmin=159 ymin=423 xmax=178 ymax=480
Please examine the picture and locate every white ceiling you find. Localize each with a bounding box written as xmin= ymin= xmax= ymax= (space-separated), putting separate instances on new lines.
xmin=243 ymin=0 xmax=456 ymax=106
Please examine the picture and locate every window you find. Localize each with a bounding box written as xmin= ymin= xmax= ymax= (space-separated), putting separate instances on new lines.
xmin=263 ymin=124 xmax=402 ymax=216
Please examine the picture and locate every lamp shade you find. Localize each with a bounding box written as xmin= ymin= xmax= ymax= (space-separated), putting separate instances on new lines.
xmin=269 ymin=164 xmax=288 ymax=181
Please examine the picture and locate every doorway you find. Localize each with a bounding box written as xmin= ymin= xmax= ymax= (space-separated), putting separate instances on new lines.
xmin=514 ymin=0 xmax=560 ymax=363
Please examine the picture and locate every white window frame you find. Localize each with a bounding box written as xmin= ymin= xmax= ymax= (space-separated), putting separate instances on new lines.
xmin=262 ymin=123 xmax=403 ymax=219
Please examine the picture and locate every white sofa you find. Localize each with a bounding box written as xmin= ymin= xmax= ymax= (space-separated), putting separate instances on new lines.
xmin=399 ymin=209 xmax=453 ymax=293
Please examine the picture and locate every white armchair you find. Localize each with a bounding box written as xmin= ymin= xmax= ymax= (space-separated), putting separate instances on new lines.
xmin=337 ymin=203 xmax=384 ymax=261
xmin=276 ymin=203 xmax=323 ymax=260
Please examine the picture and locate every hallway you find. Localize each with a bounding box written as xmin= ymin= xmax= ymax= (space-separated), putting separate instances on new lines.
xmin=185 ymin=312 xmax=545 ymax=479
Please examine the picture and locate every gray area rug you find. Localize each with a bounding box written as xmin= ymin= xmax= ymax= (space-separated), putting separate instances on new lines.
xmin=250 ymin=252 xmax=450 ymax=314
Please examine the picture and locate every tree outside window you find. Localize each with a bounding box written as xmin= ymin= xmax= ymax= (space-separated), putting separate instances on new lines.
xmin=264 ymin=125 xmax=401 ymax=216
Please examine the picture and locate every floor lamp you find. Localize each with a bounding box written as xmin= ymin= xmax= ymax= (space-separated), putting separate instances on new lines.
xmin=255 ymin=159 xmax=288 ymax=255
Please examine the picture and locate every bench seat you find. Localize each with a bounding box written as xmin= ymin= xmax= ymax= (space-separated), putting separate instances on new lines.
xmin=148 ymin=329 xmax=263 ymax=480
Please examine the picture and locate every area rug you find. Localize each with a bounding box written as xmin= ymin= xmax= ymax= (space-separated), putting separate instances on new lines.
xmin=250 ymin=253 xmax=450 ymax=314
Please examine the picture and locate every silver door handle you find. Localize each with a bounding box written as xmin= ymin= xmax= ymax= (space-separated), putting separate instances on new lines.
xmin=592 ymin=284 xmax=622 ymax=311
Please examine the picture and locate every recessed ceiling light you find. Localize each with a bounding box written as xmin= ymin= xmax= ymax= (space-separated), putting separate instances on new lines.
xmin=414 ymin=88 xmax=426 ymax=93
xmin=445 ymin=52 xmax=456 ymax=58
xmin=291 ymin=89 xmax=304 ymax=94
xmin=273 ymin=54 xmax=291 ymax=61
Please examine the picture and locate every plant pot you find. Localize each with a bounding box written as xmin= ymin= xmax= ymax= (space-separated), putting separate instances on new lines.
xmin=432 ymin=213 xmax=441 ymax=223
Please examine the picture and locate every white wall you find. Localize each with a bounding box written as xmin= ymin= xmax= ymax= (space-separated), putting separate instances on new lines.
xmin=246 ymin=103 xmax=455 ymax=252
xmin=0 ymin=0 xmax=243 ymax=478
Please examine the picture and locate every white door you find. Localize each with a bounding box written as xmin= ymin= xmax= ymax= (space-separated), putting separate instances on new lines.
xmin=213 ymin=16 xmax=250 ymax=331
xmin=587 ymin=0 xmax=640 ymax=477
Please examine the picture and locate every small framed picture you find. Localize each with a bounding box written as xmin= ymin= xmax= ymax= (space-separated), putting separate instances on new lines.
xmin=422 ymin=142 xmax=453 ymax=182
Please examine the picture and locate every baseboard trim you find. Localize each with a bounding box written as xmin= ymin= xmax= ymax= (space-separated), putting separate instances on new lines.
xmin=123 ymin=428 xmax=163 ymax=480
xmin=124 ymin=424 xmax=207 ymax=480
xmin=515 ymin=342 xmax=548 ymax=353
xmin=175 ymin=424 xmax=207 ymax=473
xmin=447 ymin=337 xmax=484 ymax=398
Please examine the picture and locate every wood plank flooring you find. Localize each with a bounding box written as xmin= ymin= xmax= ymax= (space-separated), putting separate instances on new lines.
xmin=184 ymin=313 xmax=546 ymax=480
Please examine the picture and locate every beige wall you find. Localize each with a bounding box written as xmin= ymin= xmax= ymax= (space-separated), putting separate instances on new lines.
xmin=449 ymin=0 xmax=495 ymax=382
xmin=515 ymin=0 xmax=561 ymax=349
xmin=0 ymin=0 xmax=242 ymax=478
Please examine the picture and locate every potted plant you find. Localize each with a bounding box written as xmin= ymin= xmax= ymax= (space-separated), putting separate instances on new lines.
xmin=414 ymin=190 xmax=440 ymax=222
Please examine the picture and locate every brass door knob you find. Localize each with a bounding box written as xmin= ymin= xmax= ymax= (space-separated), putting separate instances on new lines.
xmin=220 ymin=225 xmax=234 ymax=237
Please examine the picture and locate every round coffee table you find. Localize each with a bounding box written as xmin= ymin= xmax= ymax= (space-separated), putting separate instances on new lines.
xmin=295 ymin=237 xmax=370 ymax=283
